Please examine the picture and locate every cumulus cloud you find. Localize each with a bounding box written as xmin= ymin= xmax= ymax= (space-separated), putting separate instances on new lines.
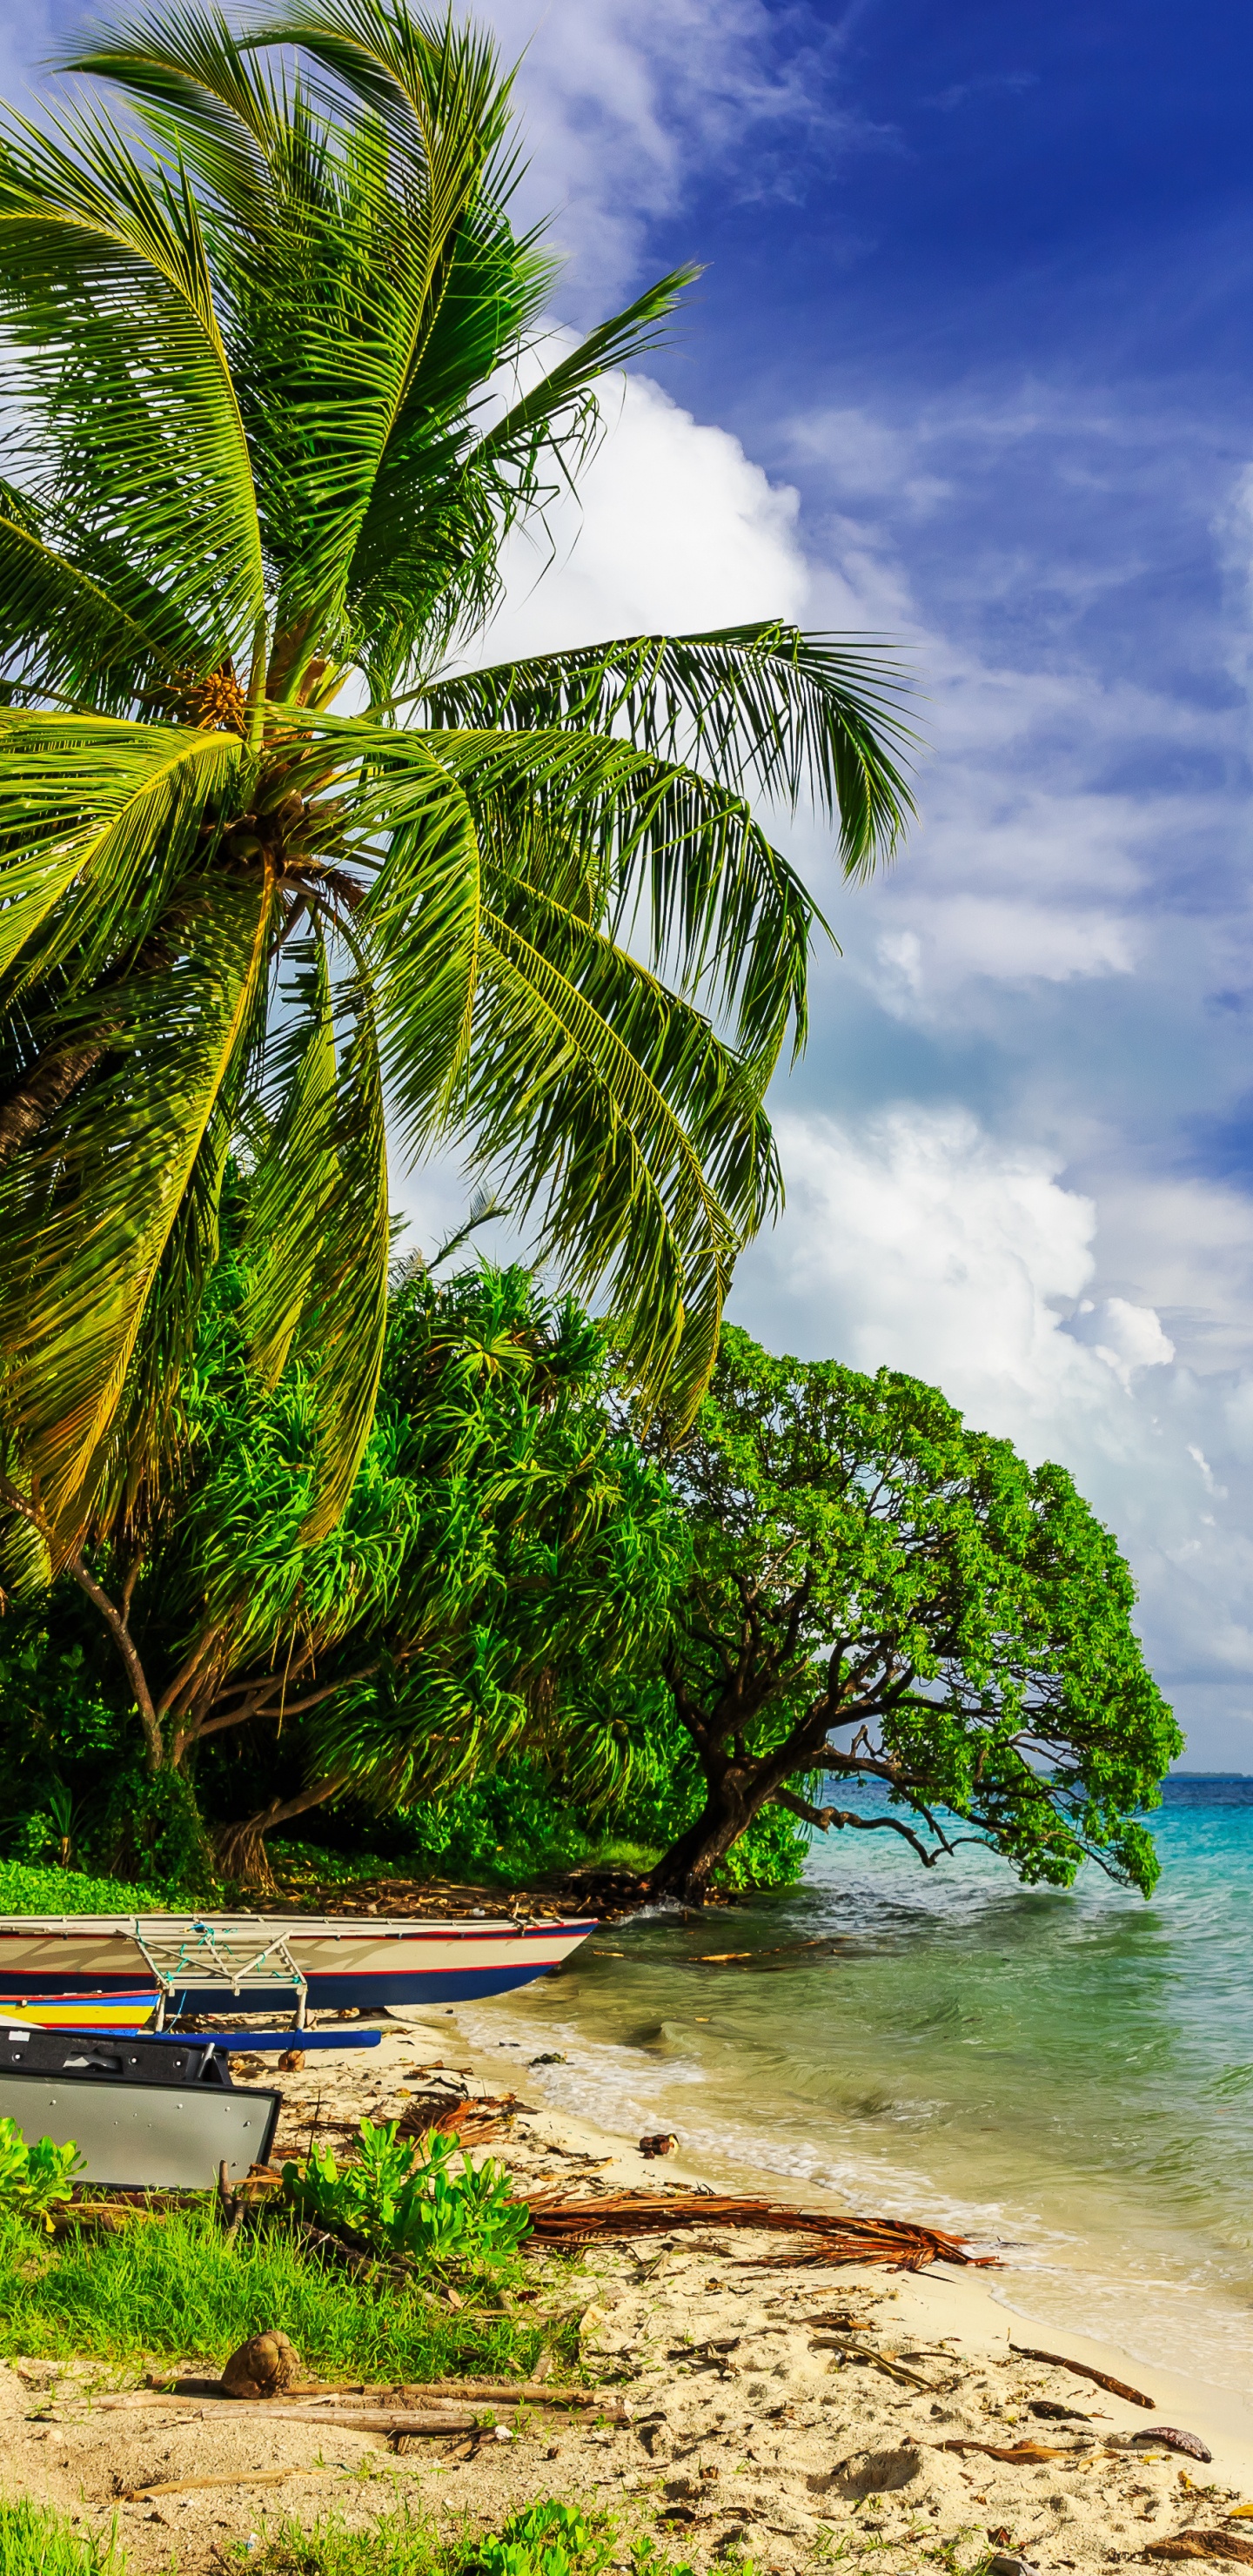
xmin=472 ymin=364 xmax=808 ymax=662
xmin=733 ymin=1104 xmax=1113 ymax=1449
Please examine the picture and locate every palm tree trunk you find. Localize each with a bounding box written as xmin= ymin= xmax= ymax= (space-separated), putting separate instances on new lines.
xmin=0 ymin=1039 xmax=111 ymax=1161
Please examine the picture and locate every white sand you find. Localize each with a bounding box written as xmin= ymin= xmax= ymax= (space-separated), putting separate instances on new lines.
xmin=3 ymin=2004 xmax=1250 ymax=2573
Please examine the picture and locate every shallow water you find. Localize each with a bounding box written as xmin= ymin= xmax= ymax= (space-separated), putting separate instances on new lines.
xmin=460 ymin=1775 xmax=1253 ymax=2392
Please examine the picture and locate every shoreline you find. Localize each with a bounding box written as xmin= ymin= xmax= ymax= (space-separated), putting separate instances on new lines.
xmin=422 ymin=2002 xmax=1253 ymax=2482
xmin=2 ymin=1998 xmax=1250 ymax=2573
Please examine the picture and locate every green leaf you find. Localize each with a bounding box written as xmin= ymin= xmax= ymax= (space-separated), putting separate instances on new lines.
xmin=0 ymin=875 xmax=273 ymax=1544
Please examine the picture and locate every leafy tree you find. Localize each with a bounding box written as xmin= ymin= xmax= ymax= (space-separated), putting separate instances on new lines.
xmin=647 ymin=1327 xmax=1181 ymax=1902
xmin=0 ymin=0 xmax=914 ymax=1594
xmin=0 ymin=1255 xmax=687 ymax=1885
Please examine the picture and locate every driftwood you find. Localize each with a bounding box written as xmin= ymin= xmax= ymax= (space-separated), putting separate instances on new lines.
xmin=518 ymin=2189 xmax=989 ymax=2271
xmin=1145 ymin=2537 xmax=1253 ymax=2565
xmin=1009 ymin=2343 xmax=1156 ymax=2409
xmin=145 ymin=2374 xmax=616 ymax=2412
xmin=101 ymin=2397 xmax=488 ymax=2433
xmin=124 ymin=2470 xmax=299 ymax=2500
xmin=939 ymin=2438 xmax=1082 ymax=2464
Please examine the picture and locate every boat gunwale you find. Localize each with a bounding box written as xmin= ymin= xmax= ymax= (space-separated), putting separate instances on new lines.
xmin=0 ymin=1914 xmax=597 ymax=1941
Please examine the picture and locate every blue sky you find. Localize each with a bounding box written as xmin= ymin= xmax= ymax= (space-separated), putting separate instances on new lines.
xmin=9 ymin=0 xmax=1253 ymax=1762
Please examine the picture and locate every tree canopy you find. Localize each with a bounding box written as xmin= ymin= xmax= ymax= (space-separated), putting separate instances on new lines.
xmin=0 ymin=1281 xmax=1179 ymax=1907
xmin=647 ymin=1326 xmax=1182 ymax=1900
xmin=0 ymin=1251 xmax=687 ymax=1885
xmin=0 ymin=0 xmax=915 ymax=1577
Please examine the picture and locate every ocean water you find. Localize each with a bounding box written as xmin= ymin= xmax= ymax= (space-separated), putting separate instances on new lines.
xmin=459 ymin=1776 xmax=1253 ymax=2393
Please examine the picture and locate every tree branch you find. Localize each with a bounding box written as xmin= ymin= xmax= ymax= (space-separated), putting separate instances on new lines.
xmin=67 ymin=1550 xmax=162 ymax=1772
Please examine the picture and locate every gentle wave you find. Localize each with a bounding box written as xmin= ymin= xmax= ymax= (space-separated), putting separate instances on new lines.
xmin=459 ymin=1776 xmax=1253 ymax=2388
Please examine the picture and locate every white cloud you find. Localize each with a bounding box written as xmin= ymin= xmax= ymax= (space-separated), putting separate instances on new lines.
xmin=1089 ymin=1297 xmax=1176 ymax=1389
xmin=736 ymin=1104 xmax=1111 ymax=1447
xmin=472 ymin=364 xmax=808 ymax=661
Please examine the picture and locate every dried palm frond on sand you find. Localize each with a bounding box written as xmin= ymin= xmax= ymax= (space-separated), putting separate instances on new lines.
xmin=514 ymin=2189 xmax=991 ymax=2268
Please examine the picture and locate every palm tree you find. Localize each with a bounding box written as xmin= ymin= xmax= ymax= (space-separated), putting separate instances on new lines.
xmin=0 ymin=0 xmax=914 ymax=1601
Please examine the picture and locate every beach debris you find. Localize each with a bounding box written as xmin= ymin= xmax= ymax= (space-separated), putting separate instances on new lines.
xmin=1030 ymin=2400 xmax=1091 ymax=2422
xmin=810 ymin=2335 xmax=937 ymax=2391
xmin=987 ymin=2556 xmax=1040 ymax=2576
xmin=219 ymin=2331 xmax=304 ymax=2399
xmin=395 ymin=2091 xmax=522 ymax=2145
xmin=123 ymin=2471 xmax=299 ymax=2500
xmin=1144 ymin=2533 xmax=1253 ymax=2563
xmin=118 ymin=2381 xmax=629 ymax=2419
xmin=1134 ymin=2430 xmax=1213 ymax=2463
xmin=530 ymin=2052 xmax=566 ymax=2066
xmin=516 ymin=2188 xmax=991 ymax=2268
xmin=1009 ymin=2343 xmax=1156 ymax=2408
xmin=937 ymin=2439 xmax=1082 ymax=2465
xmin=640 ymin=2134 xmax=678 ymax=2157
xmin=277 ymin=2049 xmax=305 ymax=2072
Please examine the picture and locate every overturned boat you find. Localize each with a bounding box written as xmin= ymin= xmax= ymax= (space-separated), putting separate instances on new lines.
xmin=0 ymin=2023 xmax=280 ymax=2187
xmin=0 ymin=1910 xmax=595 ymax=2025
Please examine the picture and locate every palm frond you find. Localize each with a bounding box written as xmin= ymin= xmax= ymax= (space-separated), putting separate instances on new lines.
xmin=240 ymin=924 xmax=391 ymax=1536
xmin=0 ymin=102 xmax=266 ymax=667
xmin=352 ymin=716 xmax=814 ymax=1071
xmin=61 ymin=2 xmax=293 ymax=225
xmin=0 ymin=496 xmax=198 ymax=712
xmin=419 ymin=622 xmax=918 ymax=875
xmin=0 ymin=877 xmax=273 ymax=1545
xmin=0 ymin=713 xmax=244 ymax=1001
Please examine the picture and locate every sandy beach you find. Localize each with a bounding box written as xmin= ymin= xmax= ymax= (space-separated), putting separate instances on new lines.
xmin=3 ymin=2001 xmax=1252 ymax=2575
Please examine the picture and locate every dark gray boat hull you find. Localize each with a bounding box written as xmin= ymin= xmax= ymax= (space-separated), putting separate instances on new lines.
xmin=0 ymin=2070 xmax=280 ymax=2187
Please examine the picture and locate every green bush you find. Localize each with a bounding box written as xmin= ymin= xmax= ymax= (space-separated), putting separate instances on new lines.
xmin=478 ymin=2504 xmax=614 ymax=2576
xmin=283 ymin=2121 xmax=531 ymax=2270
xmin=0 ymin=1858 xmax=171 ymax=1915
xmin=0 ymin=2119 xmax=83 ymax=2228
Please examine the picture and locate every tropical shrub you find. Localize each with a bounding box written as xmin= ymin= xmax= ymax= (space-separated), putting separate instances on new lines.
xmin=0 ymin=2118 xmax=83 ymax=2228
xmin=283 ymin=2121 xmax=530 ymax=2269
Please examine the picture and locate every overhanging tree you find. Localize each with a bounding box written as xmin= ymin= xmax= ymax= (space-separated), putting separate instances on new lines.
xmin=0 ymin=0 xmax=915 ymax=1604
xmin=0 ymin=1251 xmax=686 ymax=1885
xmin=647 ymin=1326 xmax=1181 ymax=1902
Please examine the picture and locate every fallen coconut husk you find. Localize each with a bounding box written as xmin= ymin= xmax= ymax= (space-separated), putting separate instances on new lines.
xmin=220 ymin=2331 xmax=303 ymax=2398
xmin=516 ymin=2188 xmax=991 ymax=2269
xmin=1009 ymin=2342 xmax=1156 ymax=2407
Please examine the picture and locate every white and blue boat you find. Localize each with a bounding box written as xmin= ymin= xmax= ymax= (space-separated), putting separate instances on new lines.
xmin=0 ymin=1910 xmax=594 ymax=2026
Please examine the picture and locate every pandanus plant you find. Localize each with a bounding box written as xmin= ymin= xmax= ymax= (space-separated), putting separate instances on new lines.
xmin=0 ymin=0 xmax=913 ymax=1691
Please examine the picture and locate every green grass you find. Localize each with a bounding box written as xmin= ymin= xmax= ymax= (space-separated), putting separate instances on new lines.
xmin=0 ymin=1859 xmax=172 ymax=1916
xmin=0 ymin=2206 xmax=548 ymax=2378
xmin=0 ymin=2501 xmax=121 ymax=2576
xmin=0 ymin=2500 xmax=660 ymax=2576
xmin=243 ymin=2502 xmax=619 ymax=2576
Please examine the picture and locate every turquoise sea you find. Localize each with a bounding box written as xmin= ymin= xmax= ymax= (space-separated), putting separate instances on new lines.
xmin=463 ymin=1776 xmax=1253 ymax=2394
